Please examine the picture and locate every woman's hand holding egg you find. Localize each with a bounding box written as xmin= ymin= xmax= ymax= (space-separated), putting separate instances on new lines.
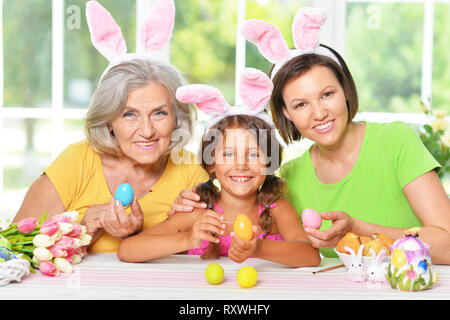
xmin=301 ymin=208 xmax=322 ymax=229
xmin=82 ymin=193 xmax=144 ymax=239
xmin=303 ymin=210 xmax=354 ymax=249
xmin=100 ymin=196 xmax=144 ymax=238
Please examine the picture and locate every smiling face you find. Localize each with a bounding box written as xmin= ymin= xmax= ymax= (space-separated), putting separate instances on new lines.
xmin=211 ymin=124 xmax=268 ymax=199
xmin=109 ymin=83 xmax=176 ymax=165
xmin=281 ymin=65 xmax=349 ymax=149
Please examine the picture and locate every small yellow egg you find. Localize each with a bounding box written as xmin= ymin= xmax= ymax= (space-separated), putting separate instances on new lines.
xmin=204 ymin=263 xmax=224 ymax=285
xmin=237 ymin=266 xmax=258 ymax=288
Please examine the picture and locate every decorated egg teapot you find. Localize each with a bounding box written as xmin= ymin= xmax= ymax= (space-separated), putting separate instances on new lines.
xmin=386 ymin=228 xmax=438 ymax=291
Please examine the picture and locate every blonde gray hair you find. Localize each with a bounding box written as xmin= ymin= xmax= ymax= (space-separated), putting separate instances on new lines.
xmin=84 ymin=58 xmax=194 ymax=156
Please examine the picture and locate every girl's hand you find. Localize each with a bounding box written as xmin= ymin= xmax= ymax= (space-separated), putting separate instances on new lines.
xmin=83 ymin=196 xmax=144 ymax=239
xmin=228 ymin=226 xmax=260 ymax=263
xmin=168 ymin=188 xmax=207 ymax=216
xmin=303 ymin=211 xmax=354 ymax=249
xmin=187 ymin=209 xmax=225 ymax=248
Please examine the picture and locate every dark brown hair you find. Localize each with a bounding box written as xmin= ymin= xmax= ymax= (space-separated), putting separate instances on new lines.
xmin=195 ymin=114 xmax=287 ymax=259
xmin=270 ymin=44 xmax=359 ymax=144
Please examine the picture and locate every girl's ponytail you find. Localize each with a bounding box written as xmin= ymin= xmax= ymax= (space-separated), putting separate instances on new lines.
xmin=257 ymin=175 xmax=287 ymax=236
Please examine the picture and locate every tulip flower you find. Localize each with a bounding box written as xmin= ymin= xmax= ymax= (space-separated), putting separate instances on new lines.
xmin=66 ymin=224 xmax=81 ymax=238
xmin=33 ymin=234 xmax=55 ymax=248
xmin=55 ymin=236 xmax=73 ymax=250
xmin=80 ymin=233 xmax=93 ymax=247
xmin=62 ymin=211 xmax=79 ymax=223
xmin=17 ymin=217 xmax=38 ymax=234
xmin=48 ymin=245 xmax=67 ymax=258
xmin=50 ymin=231 xmax=62 ymax=242
xmin=58 ymin=222 xmax=74 ymax=235
xmin=33 ymin=247 xmax=53 ymax=262
xmin=50 ymin=214 xmax=71 ymax=223
xmin=71 ymin=254 xmax=82 ymax=264
xmin=71 ymin=238 xmax=81 ymax=249
xmin=54 ymin=257 xmax=74 ymax=273
xmin=40 ymin=220 xmax=59 ymax=236
xmin=39 ymin=261 xmax=59 ymax=277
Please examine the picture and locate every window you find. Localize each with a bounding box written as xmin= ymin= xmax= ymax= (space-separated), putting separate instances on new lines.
xmin=346 ymin=2 xmax=424 ymax=114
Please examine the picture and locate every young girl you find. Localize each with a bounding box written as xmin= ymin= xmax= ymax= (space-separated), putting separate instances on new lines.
xmin=117 ymin=69 xmax=320 ymax=267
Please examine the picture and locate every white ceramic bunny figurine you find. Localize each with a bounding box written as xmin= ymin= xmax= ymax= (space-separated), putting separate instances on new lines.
xmin=366 ymin=248 xmax=388 ymax=284
xmin=344 ymin=245 xmax=366 ymax=282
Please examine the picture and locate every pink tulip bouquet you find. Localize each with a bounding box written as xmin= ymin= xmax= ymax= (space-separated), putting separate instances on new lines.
xmin=0 ymin=211 xmax=92 ymax=277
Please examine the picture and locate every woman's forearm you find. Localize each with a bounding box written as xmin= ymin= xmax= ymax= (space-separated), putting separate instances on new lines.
xmin=352 ymin=218 xmax=450 ymax=265
xmin=253 ymin=240 xmax=321 ymax=267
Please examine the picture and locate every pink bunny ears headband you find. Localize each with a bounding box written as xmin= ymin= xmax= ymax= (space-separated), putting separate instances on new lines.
xmin=86 ymin=0 xmax=175 ymax=80
xmin=176 ymin=68 xmax=274 ymax=131
xmin=242 ymin=7 xmax=341 ymax=79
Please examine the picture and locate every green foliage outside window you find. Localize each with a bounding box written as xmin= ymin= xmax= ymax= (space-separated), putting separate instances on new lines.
xmin=419 ymin=103 xmax=450 ymax=179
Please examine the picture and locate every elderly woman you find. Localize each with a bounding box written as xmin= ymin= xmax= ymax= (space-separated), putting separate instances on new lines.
xmin=13 ymin=58 xmax=209 ymax=253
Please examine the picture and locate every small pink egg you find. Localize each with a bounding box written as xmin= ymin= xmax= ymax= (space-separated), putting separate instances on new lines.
xmin=301 ymin=208 xmax=322 ymax=229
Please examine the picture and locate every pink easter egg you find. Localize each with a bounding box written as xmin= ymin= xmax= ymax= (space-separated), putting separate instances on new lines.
xmin=301 ymin=208 xmax=322 ymax=229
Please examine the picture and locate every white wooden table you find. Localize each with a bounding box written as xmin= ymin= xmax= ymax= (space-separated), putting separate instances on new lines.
xmin=1 ymin=253 xmax=449 ymax=300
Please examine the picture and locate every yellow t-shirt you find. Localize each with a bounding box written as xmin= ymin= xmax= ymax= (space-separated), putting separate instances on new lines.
xmin=44 ymin=140 xmax=209 ymax=253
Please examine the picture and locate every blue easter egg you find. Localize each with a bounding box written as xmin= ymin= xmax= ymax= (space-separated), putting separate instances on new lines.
xmin=114 ymin=183 xmax=134 ymax=206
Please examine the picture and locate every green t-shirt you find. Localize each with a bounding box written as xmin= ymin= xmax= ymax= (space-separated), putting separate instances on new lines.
xmin=279 ymin=121 xmax=441 ymax=258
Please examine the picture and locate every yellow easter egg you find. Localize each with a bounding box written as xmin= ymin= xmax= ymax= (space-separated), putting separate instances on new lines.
xmin=237 ymin=266 xmax=258 ymax=288
xmin=233 ymin=214 xmax=253 ymax=240
xmin=204 ymin=263 xmax=224 ymax=285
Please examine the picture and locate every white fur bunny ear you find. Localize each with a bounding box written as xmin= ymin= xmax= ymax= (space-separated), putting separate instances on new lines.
xmin=176 ymin=84 xmax=230 ymax=115
xmin=240 ymin=68 xmax=273 ymax=112
xmin=242 ymin=19 xmax=290 ymax=64
xmin=86 ymin=0 xmax=127 ymax=61
xmin=138 ymin=0 xmax=175 ymax=53
xmin=292 ymin=7 xmax=326 ymax=51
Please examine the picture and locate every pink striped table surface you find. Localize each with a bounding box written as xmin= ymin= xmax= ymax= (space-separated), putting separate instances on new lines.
xmin=1 ymin=253 xmax=449 ymax=299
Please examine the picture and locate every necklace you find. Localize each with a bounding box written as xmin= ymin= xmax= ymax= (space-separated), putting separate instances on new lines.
xmin=316 ymin=122 xmax=363 ymax=184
